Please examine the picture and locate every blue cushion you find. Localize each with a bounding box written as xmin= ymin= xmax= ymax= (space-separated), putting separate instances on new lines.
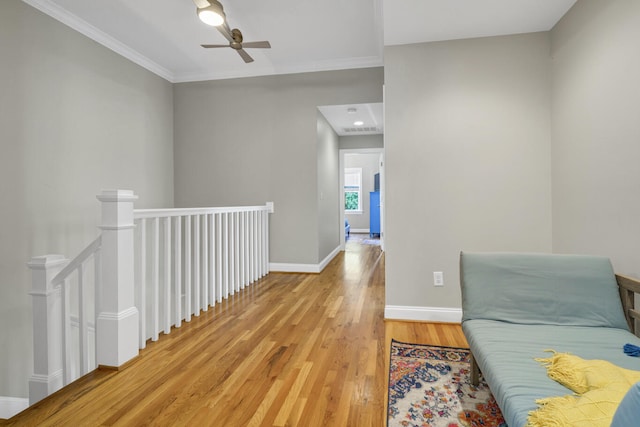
xmin=460 ymin=252 xmax=629 ymax=329
xmin=611 ymin=382 xmax=640 ymax=427
xmin=463 ymin=320 xmax=640 ymax=427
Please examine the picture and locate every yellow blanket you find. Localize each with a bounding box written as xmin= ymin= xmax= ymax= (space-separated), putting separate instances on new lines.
xmin=527 ymin=351 xmax=640 ymax=427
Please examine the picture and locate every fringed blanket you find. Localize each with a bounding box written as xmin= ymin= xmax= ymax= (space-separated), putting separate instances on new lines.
xmin=527 ymin=351 xmax=640 ymax=427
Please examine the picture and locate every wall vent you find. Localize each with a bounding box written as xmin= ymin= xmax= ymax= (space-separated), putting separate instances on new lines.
xmin=342 ymin=126 xmax=380 ymax=133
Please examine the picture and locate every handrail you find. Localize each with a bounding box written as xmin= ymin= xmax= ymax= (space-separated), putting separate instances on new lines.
xmin=133 ymin=203 xmax=271 ymax=348
xmin=134 ymin=205 xmax=270 ymax=219
xmin=28 ymin=191 xmax=273 ymax=406
xmin=51 ymin=235 xmax=102 ymax=287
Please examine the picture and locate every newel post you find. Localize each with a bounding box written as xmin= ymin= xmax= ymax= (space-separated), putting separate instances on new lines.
xmin=28 ymin=254 xmax=68 ymax=405
xmin=96 ymin=189 xmax=139 ymax=368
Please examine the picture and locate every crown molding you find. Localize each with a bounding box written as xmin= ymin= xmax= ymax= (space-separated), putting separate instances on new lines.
xmin=21 ymin=0 xmax=175 ymax=82
xmin=173 ymin=55 xmax=383 ymax=83
xmin=21 ymin=0 xmax=382 ymax=83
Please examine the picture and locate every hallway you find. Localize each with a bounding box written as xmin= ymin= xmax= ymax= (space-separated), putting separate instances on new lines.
xmin=8 ymin=243 xmax=387 ymax=426
xmin=7 ymin=240 xmax=467 ymax=426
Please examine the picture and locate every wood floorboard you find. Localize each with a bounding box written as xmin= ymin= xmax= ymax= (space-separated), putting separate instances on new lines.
xmin=4 ymin=239 xmax=467 ymax=426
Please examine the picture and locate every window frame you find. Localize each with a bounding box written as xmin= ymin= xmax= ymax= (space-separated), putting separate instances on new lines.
xmin=344 ymin=167 xmax=363 ymax=214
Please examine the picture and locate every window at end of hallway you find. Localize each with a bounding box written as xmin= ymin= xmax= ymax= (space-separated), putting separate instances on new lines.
xmin=345 ymin=167 xmax=362 ymax=214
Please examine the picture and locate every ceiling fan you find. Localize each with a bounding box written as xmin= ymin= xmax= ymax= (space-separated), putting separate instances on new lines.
xmin=193 ymin=0 xmax=271 ymax=63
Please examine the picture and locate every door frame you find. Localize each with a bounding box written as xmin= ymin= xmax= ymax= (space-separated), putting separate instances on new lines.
xmin=339 ymin=148 xmax=385 ymax=251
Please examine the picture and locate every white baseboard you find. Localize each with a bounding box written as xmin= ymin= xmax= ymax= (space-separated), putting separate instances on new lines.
xmin=350 ymin=228 xmax=370 ymax=234
xmin=0 ymin=396 xmax=29 ymax=419
xmin=269 ymin=262 xmax=320 ymax=273
xmin=385 ymin=305 xmax=462 ymax=323
xmin=270 ymin=245 xmax=342 ymax=274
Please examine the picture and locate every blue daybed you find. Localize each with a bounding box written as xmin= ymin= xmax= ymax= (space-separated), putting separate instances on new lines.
xmin=460 ymin=252 xmax=640 ymax=427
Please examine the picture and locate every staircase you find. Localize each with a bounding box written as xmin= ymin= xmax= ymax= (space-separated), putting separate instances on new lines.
xmin=27 ymin=190 xmax=273 ymax=405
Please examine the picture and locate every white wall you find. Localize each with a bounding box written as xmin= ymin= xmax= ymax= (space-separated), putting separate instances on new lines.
xmin=173 ymin=68 xmax=383 ymax=267
xmin=384 ymin=33 xmax=552 ymax=315
xmin=551 ymin=0 xmax=640 ymax=276
xmin=344 ymin=153 xmax=380 ymax=231
xmin=0 ymin=0 xmax=174 ymax=398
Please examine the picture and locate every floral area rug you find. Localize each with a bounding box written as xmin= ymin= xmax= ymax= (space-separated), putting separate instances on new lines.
xmin=387 ymin=340 xmax=507 ymax=427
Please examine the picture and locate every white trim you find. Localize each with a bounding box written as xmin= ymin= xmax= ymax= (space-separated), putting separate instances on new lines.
xmin=21 ymin=0 xmax=174 ymax=82
xmin=270 ymin=246 xmax=341 ymax=274
xmin=318 ymin=246 xmax=341 ymax=272
xmin=269 ymin=263 xmax=320 ymax=274
xmin=173 ymin=57 xmax=383 ymax=83
xmin=97 ymin=306 xmax=139 ymax=321
xmin=384 ymin=305 xmax=463 ymax=323
xmin=0 ymin=396 xmax=29 ymax=419
xmin=349 ymin=228 xmax=370 ymax=234
xmin=20 ymin=1 xmax=383 ymax=83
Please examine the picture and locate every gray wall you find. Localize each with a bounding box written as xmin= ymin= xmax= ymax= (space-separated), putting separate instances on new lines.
xmin=344 ymin=153 xmax=381 ymax=231
xmin=384 ymin=33 xmax=553 ymax=309
xmin=174 ymin=68 xmax=383 ymax=265
xmin=316 ymin=112 xmax=341 ymax=260
xmin=0 ymin=0 xmax=174 ymax=398
xmin=339 ymin=134 xmax=384 ymax=150
xmin=551 ymin=0 xmax=640 ymax=276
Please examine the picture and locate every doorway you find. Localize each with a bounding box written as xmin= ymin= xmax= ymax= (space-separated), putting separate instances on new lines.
xmin=340 ymin=148 xmax=385 ymax=251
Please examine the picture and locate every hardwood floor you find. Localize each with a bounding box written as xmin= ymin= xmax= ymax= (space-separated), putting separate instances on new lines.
xmin=6 ymin=240 xmax=467 ymax=427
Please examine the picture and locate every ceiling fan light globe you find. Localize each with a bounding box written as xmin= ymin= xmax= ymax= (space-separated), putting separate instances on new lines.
xmin=198 ymin=2 xmax=225 ymax=26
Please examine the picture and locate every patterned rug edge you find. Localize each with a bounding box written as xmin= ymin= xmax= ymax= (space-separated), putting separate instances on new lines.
xmin=387 ymin=339 xmax=506 ymax=427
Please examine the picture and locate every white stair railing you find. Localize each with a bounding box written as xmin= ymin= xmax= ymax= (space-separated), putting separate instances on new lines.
xmin=51 ymin=235 xmax=102 ymax=385
xmin=133 ymin=204 xmax=273 ymax=348
xmin=28 ymin=190 xmax=273 ymax=405
xmin=27 ymin=237 xmax=102 ymax=404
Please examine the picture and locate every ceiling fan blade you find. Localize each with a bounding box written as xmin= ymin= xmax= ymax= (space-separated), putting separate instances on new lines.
xmin=237 ymin=49 xmax=254 ymax=63
xmin=241 ymin=41 xmax=271 ymax=49
xmin=192 ymin=0 xmax=210 ymax=8
xmin=201 ymin=44 xmax=229 ymax=48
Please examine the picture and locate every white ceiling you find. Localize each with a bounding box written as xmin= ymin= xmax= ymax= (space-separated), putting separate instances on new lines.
xmin=22 ymin=0 xmax=576 ymax=83
xmin=384 ymin=0 xmax=576 ymax=46
xmin=21 ymin=0 xmax=576 ymax=134
xmin=318 ymin=103 xmax=384 ymax=137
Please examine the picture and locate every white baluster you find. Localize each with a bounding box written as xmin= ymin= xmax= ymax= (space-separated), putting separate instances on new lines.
xmin=152 ymin=217 xmax=159 ymax=342
xmin=235 ymin=212 xmax=241 ymax=291
xmin=230 ymin=212 xmax=235 ymax=295
xmin=61 ymin=279 xmax=70 ymax=384
xmin=174 ymin=216 xmax=182 ymax=328
xmin=78 ymin=265 xmax=89 ymax=375
xmin=262 ymin=210 xmax=268 ymax=277
xmin=194 ymin=214 xmax=201 ymax=315
xmin=264 ymin=209 xmax=273 ymax=274
xmin=239 ymin=211 xmax=245 ymax=289
xmin=164 ymin=217 xmax=171 ymax=334
xmin=257 ymin=211 xmax=263 ymax=278
xmin=138 ymin=218 xmax=147 ymax=349
xmin=245 ymin=211 xmax=250 ymax=287
xmin=94 ymin=249 xmax=101 ymax=362
xmin=224 ymin=212 xmax=229 ymax=298
xmin=266 ymin=202 xmax=274 ymax=276
xmin=208 ymin=214 xmax=215 ymax=306
xmin=216 ymin=213 xmax=222 ymax=303
xmin=249 ymin=211 xmax=254 ymax=284
xmin=185 ymin=215 xmax=192 ymax=322
xmin=202 ymin=214 xmax=208 ymax=311
xmin=253 ymin=210 xmax=259 ymax=282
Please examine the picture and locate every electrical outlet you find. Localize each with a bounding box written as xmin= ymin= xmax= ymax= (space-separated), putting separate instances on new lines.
xmin=433 ymin=271 xmax=444 ymax=287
